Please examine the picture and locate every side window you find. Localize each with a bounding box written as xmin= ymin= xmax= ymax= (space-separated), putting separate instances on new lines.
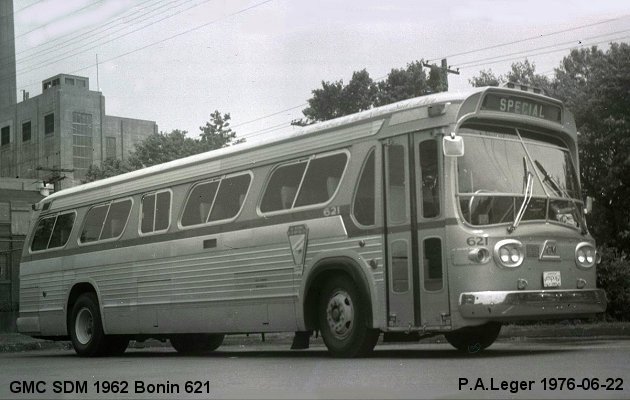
xmin=101 ymin=200 xmax=132 ymax=240
xmin=260 ymin=162 xmax=307 ymax=212
xmin=294 ymin=153 xmax=347 ymax=207
xmin=419 ymin=139 xmax=440 ymax=218
xmin=181 ymin=173 xmax=252 ymax=227
xmin=260 ymin=152 xmax=348 ymax=213
xmin=141 ymin=190 xmax=171 ymax=234
xmin=48 ymin=213 xmax=75 ymax=248
xmin=80 ymin=199 xmax=132 ymax=243
xmin=208 ymin=174 xmax=251 ymax=222
xmin=31 ymin=212 xmax=75 ymax=251
xmin=31 ymin=216 xmax=56 ymax=251
xmin=181 ymin=181 xmax=219 ymax=227
xmin=80 ymin=204 xmax=108 ymax=243
xmin=352 ymin=149 xmax=376 ymax=226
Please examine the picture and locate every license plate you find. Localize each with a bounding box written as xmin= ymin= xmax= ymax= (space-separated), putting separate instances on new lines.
xmin=543 ymin=271 xmax=561 ymax=288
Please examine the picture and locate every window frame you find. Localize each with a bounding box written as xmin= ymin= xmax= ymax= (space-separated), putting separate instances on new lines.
xmin=22 ymin=121 xmax=31 ymax=142
xmin=78 ymin=198 xmax=134 ymax=246
xmin=178 ymin=171 xmax=253 ymax=230
xmin=351 ymin=147 xmax=377 ymax=229
xmin=44 ymin=113 xmax=54 ymax=135
xmin=29 ymin=210 xmax=77 ymax=253
xmin=138 ymin=189 xmax=172 ymax=236
xmin=257 ymin=149 xmax=350 ymax=217
xmin=0 ymin=126 xmax=10 ymax=147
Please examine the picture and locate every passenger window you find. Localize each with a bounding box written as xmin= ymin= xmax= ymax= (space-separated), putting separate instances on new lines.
xmin=419 ymin=140 xmax=440 ymax=218
xmin=101 ymin=200 xmax=132 ymax=240
xmin=31 ymin=216 xmax=55 ymax=251
xmin=181 ymin=181 xmax=219 ymax=227
xmin=80 ymin=199 xmax=131 ymax=243
xmin=352 ymin=149 xmax=375 ymax=226
xmin=294 ymin=153 xmax=347 ymax=207
xmin=387 ymin=144 xmax=409 ymax=224
xmin=208 ymin=174 xmax=251 ymax=222
xmin=48 ymin=213 xmax=75 ymax=248
xmin=141 ymin=190 xmax=171 ymax=234
xmin=31 ymin=212 xmax=75 ymax=251
xmin=80 ymin=205 xmax=109 ymax=243
xmin=260 ymin=162 xmax=307 ymax=212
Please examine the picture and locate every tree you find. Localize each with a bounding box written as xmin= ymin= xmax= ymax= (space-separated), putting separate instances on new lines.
xmin=199 ymin=110 xmax=244 ymax=148
xmin=296 ymin=60 xmax=447 ymax=124
xmin=469 ymin=60 xmax=551 ymax=93
xmin=84 ymin=158 xmax=134 ymax=183
xmin=553 ymin=43 xmax=630 ymax=253
xmin=82 ymin=110 xmax=245 ymax=183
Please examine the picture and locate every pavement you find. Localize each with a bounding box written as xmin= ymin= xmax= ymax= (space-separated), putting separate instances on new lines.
xmin=1 ymin=322 xmax=629 ymax=353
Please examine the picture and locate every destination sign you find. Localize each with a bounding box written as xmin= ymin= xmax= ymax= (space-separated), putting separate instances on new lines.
xmin=481 ymin=93 xmax=562 ymax=123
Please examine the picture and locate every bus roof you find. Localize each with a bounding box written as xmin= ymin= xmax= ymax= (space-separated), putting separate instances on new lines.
xmin=44 ymin=88 xmax=486 ymax=204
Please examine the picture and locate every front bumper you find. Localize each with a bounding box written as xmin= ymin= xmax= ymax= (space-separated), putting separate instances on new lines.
xmin=458 ymin=289 xmax=607 ymax=319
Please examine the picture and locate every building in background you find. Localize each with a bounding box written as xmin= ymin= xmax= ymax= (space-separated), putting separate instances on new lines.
xmin=0 ymin=178 xmax=43 ymax=332
xmin=0 ymin=0 xmax=157 ymax=190
xmin=0 ymin=73 xmax=158 ymax=188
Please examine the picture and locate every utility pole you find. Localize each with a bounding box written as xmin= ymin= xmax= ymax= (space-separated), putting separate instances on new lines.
xmin=36 ymin=166 xmax=74 ymax=193
xmin=423 ymin=59 xmax=460 ymax=91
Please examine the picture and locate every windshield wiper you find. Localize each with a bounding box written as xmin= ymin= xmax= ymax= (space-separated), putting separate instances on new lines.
xmin=534 ymin=159 xmax=587 ymax=234
xmin=508 ymin=171 xmax=533 ymax=233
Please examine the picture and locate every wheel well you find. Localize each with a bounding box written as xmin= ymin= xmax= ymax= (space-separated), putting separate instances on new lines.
xmin=303 ymin=261 xmax=372 ymax=331
xmin=66 ymin=283 xmax=97 ymax=328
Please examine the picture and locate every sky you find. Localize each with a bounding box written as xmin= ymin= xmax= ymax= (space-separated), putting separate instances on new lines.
xmin=10 ymin=0 xmax=630 ymax=142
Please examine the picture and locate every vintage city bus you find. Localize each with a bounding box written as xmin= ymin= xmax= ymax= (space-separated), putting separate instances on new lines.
xmin=17 ymin=84 xmax=607 ymax=357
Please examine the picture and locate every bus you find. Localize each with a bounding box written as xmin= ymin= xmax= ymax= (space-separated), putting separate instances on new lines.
xmin=17 ymin=84 xmax=607 ymax=357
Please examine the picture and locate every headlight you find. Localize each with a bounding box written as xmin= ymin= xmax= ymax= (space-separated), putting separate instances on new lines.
xmin=493 ymin=239 xmax=524 ymax=268
xmin=575 ymin=242 xmax=596 ymax=269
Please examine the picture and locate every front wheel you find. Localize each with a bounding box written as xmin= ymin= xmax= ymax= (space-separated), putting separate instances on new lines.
xmin=170 ymin=334 xmax=225 ymax=354
xmin=444 ymin=322 xmax=501 ymax=353
xmin=318 ymin=276 xmax=379 ymax=357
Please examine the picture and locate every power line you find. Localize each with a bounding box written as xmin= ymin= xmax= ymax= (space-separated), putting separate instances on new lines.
xmin=13 ymin=0 xmax=216 ymax=77
xmin=13 ymin=0 xmax=45 ymax=14
xmin=15 ymin=0 xmax=104 ymax=39
xmin=15 ymin=0 xmax=275 ymax=91
xmin=427 ymin=14 xmax=630 ymax=62
xmin=454 ymin=28 xmax=630 ymax=68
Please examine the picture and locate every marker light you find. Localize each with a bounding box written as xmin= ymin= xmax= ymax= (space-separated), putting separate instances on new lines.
xmin=494 ymin=239 xmax=524 ymax=268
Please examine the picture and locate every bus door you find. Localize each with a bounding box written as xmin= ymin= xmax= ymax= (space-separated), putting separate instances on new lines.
xmin=383 ymin=132 xmax=450 ymax=329
xmin=414 ymin=132 xmax=449 ymax=327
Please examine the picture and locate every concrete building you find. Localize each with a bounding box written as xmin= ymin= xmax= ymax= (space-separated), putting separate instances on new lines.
xmin=0 ymin=178 xmax=43 ymax=332
xmin=0 ymin=0 xmax=158 ymax=189
xmin=0 ymin=73 xmax=158 ymax=188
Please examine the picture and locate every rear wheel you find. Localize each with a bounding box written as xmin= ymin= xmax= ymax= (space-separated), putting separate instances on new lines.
xmin=444 ymin=322 xmax=501 ymax=353
xmin=70 ymin=293 xmax=121 ymax=357
xmin=170 ymin=334 xmax=225 ymax=354
xmin=318 ymin=276 xmax=379 ymax=357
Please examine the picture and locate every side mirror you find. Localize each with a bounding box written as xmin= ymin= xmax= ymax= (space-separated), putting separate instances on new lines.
xmin=584 ymin=196 xmax=593 ymax=215
xmin=443 ymin=134 xmax=464 ymax=157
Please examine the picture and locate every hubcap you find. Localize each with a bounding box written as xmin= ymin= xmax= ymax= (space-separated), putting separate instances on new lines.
xmin=75 ymin=308 xmax=94 ymax=345
xmin=326 ymin=290 xmax=354 ymax=340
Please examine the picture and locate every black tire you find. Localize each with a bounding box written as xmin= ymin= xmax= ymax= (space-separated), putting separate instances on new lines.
xmin=69 ymin=293 xmax=108 ymax=357
xmin=170 ymin=334 xmax=225 ymax=354
xmin=444 ymin=322 xmax=501 ymax=353
xmin=318 ymin=276 xmax=379 ymax=357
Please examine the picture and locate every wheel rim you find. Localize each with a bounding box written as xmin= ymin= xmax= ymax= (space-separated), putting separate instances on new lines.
xmin=325 ymin=289 xmax=354 ymax=340
xmin=75 ymin=308 xmax=94 ymax=345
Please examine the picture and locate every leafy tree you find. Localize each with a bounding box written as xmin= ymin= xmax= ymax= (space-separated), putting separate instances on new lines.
xmin=84 ymin=158 xmax=134 ymax=183
xmin=199 ymin=110 xmax=244 ymax=148
xmin=553 ymin=43 xmax=630 ymax=253
xmin=296 ymin=60 xmax=447 ymax=124
xmin=469 ymin=60 xmax=551 ymax=92
xmin=83 ymin=110 xmax=244 ymax=182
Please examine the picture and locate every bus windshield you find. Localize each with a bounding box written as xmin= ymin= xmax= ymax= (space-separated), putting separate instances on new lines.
xmin=457 ymin=124 xmax=582 ymax=229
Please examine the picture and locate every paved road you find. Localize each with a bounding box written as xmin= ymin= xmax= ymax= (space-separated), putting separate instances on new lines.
xmin=1 ymin=339 xmax=629 ymax=399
